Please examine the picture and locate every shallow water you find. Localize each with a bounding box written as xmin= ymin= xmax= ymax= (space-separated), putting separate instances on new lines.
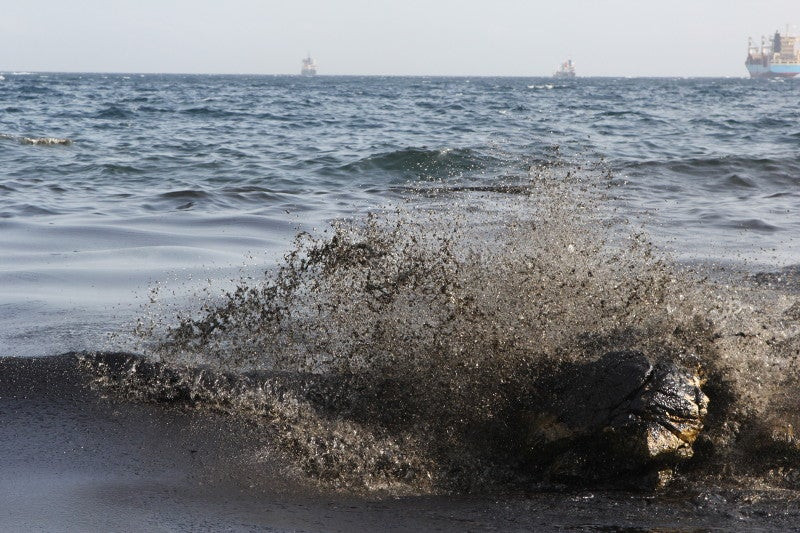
xmin=2 ymin=73 xmax=800 ymax=530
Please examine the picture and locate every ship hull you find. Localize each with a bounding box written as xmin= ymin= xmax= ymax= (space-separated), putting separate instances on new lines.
xmin=746 ymin=62 xmax=800 ymax=78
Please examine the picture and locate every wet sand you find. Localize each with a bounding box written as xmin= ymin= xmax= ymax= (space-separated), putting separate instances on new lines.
xmin=1 ymin=354 xmax=799 ymax=532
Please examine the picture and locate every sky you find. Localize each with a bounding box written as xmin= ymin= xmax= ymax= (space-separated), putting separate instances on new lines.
xmin=1 ymin=0 xmax=797 ymax=77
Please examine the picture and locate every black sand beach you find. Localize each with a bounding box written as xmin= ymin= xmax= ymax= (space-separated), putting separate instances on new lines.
xmin=1 ymin=354 xmax=798 ymax=532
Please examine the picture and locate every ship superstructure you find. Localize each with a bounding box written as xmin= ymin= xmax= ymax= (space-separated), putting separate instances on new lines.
xmin=553 ymin=59 xmax=576 ymax=78
xmin=746 ymin=30 xmax=800 ymax=78
xmin=301 ymin=54 xmax=317 ymax=76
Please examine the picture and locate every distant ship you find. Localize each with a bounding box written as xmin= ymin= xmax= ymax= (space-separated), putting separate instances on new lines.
xmin=301 ymin=55 xmax=317 ymax=77
xmin=553 ymin=59 xmax=576 ymax=78
xmin=746 ymin=30 xmax=800 ymax=78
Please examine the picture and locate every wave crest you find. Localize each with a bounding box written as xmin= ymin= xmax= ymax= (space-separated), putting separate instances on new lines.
xmin=1 ymin=134 xmax=73 ymax=146
xmin=20 ymin=136 xmax=73 ymax=146
xmin=339 ymin=147 xmax=494 ymax=180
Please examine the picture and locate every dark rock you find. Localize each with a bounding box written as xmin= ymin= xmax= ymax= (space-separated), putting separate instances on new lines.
xmin=524 ymin=351 xmax=708 ymax=485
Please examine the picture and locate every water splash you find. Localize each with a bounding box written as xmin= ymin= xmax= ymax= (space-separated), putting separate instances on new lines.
xmin=99 ymin=160 xmax=800 ymax=494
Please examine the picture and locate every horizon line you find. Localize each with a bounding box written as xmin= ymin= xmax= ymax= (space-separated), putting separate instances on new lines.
xmin=0 ymin=70 xmax=754 ymax=79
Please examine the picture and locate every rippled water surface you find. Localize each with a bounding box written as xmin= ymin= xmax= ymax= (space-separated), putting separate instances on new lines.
xmin=3 ymin=74 xmax=799 ymax=354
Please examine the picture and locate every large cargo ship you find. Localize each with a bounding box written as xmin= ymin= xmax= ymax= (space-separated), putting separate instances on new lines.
xmin=746 ymin=30 xmax=800 ymax=78
xmin=301 ymin=55 xmax=317 ymax=77
xmin=553 ymin=59 xmax=576 ymax=78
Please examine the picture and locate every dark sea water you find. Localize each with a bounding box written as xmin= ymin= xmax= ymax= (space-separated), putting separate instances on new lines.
xmin=2 ymin=73 xmax=800 ymax=530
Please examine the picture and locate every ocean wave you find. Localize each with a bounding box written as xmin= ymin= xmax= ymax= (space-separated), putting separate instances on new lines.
xmin=137 ymin=105 xmax=173 ymax=113
xmin=626 ymin=155 xmax=798 ymax=178
xmin=720 ymin=173 xmax=756 ymax=189
xmin=220 ymin=185 xmax=283 ymax=204
xmin=157 ymin=189 xmax=213 ymax=200
xmin=20 ymin=136 xmax=73 ymax=146
xmin=99 ymin=163 xmax=144 ymax=175
xmin=725 ymin=218 xmax=781 ymax=232
xmin=1 ymin=133 xmax=73 ymax=146
xmin=338 ymin=147 xmax=494 ymax=180
xmin=10 ymin=204 xmax=63 ymax=216
xmin=179 ymin=106 xmax=245 ymax=118
xmin=765 ymin=191 xmax=799 ymax=199
xmin=96 ymin=105 xmax=135 ymax=119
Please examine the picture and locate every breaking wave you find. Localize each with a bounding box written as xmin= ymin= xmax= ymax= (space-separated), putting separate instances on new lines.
xmin=20 ymin=136 xmax=73 ymax=146
xmin=1 ymin=134 xmax=73 ymax=146
xmin=337 ymin=147 xmax=497 ymax=180
xmin=89 ymin=160 xmax=800 ymax=495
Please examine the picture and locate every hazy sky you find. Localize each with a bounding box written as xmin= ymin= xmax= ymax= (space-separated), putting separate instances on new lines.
xmin=1 ymin=1 xmax=797 ymax=76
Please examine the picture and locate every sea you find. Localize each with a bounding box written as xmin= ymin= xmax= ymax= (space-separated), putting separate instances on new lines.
xmin=2 ymin=73 xmax=800 ymax=531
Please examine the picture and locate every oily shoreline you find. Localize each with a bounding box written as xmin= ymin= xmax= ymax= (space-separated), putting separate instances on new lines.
xmin=1 ymin=352 xmax=800 ymax=531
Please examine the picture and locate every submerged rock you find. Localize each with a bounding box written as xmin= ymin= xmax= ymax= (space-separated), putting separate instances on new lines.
xmin=525 ymin=351 xmax=708 ymax=485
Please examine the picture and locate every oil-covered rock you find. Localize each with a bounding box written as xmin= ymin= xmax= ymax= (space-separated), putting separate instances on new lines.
xmin=525 ymin=351 xmax=708 ymax=485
